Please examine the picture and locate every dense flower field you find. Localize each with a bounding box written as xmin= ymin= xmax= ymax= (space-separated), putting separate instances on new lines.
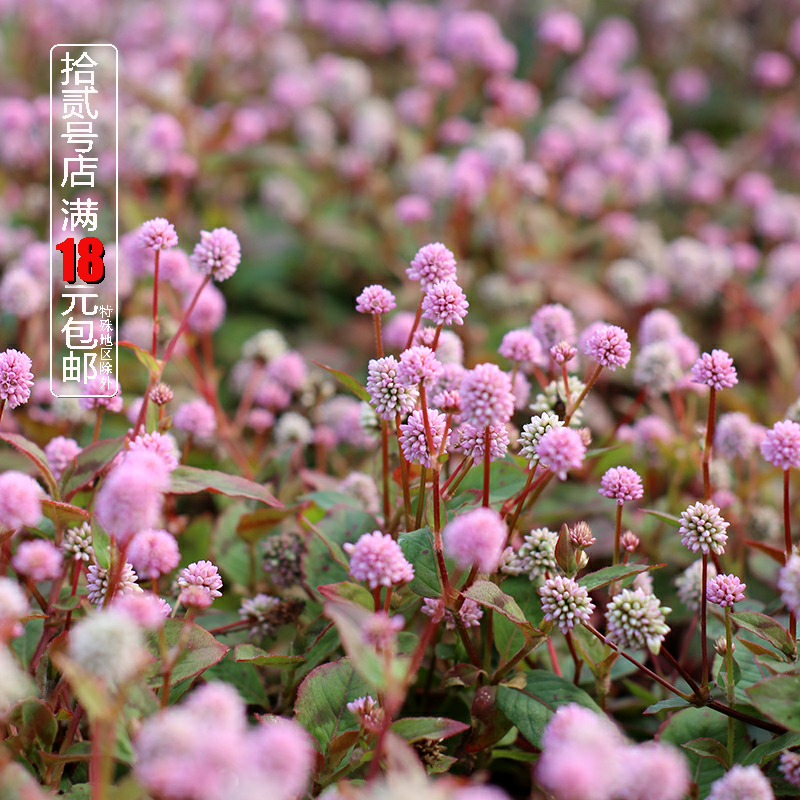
xmin=4 ymin=1 xmax=800 ymax=799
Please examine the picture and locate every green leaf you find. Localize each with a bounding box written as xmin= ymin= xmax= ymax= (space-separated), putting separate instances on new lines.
xmin=318 ymin=582 xmax=374 ymax=609
xmin=747 ymin=675 xmax=800 ymax=731
xmin=205 ymin=652 xmax=269 ymax=706
xmin=743 ymin=732 xmax=800 ymax=766
xmin=715 ymin=655 xmax=741 ymax=692
xmin=6 ymin=698 xmax=58 ymax=774
xmin=682 ymin=738 xmax=732 ymax=769
xmin=234 ymin=644 xmax=305 ymax=670
xmin=0 ymin=432 xmax=59 ymax=499
xmin=644 ymin=697 xmax=692 ymax=715
xmin=391 ymin=717 xmax=470 ymax=743
xmin=311 ymin=361 xmax=370 ymax=402
xmin=119 ymin=340 xmax=163 ymax=379
xmin=493 ymin=578 xmax=543 ymax=664
xmin=398 ymin=527 xmax=447 ymax=598
xmin=298 ymin=491 xmax=363 ymax=511
xmin=579 ymin=562 xmax=663 ymax=592
xmin=731 ymin=611 xmax=797 ymax=659
xmin=294 ymin=657 xmax=372 ymax=752
xmin=41 ymin=499 xmax=90 ymax=528
xmin=324 ymin=599 xmax=387 ymax=690
xmin=91 ymin=516 xmax=111 ymax=571
xmin=659 ymin=708 xmax=750 ymax=799
xmin=62 ymin=437 xmax=126 ymax=500
xmin=463 ymin=580 xmax=539 ymax=640
xmin=496 ymin=671 xmax=602 ymax=749
xmin=169 ymin=466 xmax=282 ymax=507
xmin=144 ymin=619 xmax=229 ymax=688
xmin=641 ymin=509 xmax=682 ymax=527
xmin=236 ymin=506 xmax=299 ymax=543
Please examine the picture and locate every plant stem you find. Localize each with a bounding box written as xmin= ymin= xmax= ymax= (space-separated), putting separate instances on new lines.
xmin=564 ymin=364 xmax=602 ymax=425
xmin=163 ymin=274 xmax=211 ymax=365
xmin=404 ymin=299 xmax=424 ymax=351
xmin=152 ymin=249 xmax=161 ymax=357
xmin=92 ymin=410 xmax=103 ymax=444
xmin=442 ymin=456 xmax=472 ymax=499
xmin=394 ymin=413 xmax=412 ymax=530
xmin=547 ymin=636 xmax=562 ymax=677
xmin=613 ymin=503 xmax=623 ymax=566
xmin=565 ymin=632 xmax=583 ymax=685
xmin=583 ymin=623 xmax=691 ymax=701
xmin=482 ymin=427 xmax=491 ymax=507
xmin=702 ymin=388 xmax=716 ymax=501
xmin=415 ymin=467 xmax=427 ymax=530
xmin=381 ymin=421 xmax=391 ymax=525
xmin=784 ymin=469 xmax=796 ymax=639
xmin=701 ymin=553 xmax=709 ymax=689
xmin=373 ymin=313 xmax=384 ymax=357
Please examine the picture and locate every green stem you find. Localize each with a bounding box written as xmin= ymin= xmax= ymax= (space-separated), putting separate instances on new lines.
xmin=701 ymin=553 xmax=709 ymax=690
xmin=564 ymin=364 xmax=602 ymax=425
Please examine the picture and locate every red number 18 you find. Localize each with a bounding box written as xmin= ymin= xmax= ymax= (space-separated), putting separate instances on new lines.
xmin=57 ymin=237 xmax=105 ymax=284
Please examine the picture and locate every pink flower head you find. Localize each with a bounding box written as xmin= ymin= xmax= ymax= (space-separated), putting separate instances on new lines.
xmin=706 ymin=573 xmax=746 ymax=607
xmin=584 ymin=324 xmax=631 ymax=371
xmin=394 ymin=194 xmax=433 ymax=224
xmin=752 ymin=51 xmax=794 ymax=88
xmin=779 ymin=554 xmax=800 ymax=617
xmin=128 ymin=431 xmax=179 ymax=472
xmin=266 ymin=351 xmax=308 ymax=393
xmin=442 ymin=507 xmax=507 ymax=573
xmin=44 ymin=436 xmax=82 ymax=480
xmin=451 ymin=423 xmax=509 ymax=465
xmin=191 ymin=227 xmax=241 ymax=281
xmin=531 ymin=303 xmax=576 ymax=350
xmin=0 ymin=471 xmax=43 ymax=530
xmin=780 ymin=751 xmax=800 ymax=788
xmin=367 ymin=356 xmax=419 ymax=421
xmin=0 ymin=349 xmax=34 ymax=409
xmin=343 ymin=531 xmax=414 ymax=589
xmin=113 ymin=592 xmax=171 ymax=628
xmin=707 ymin=765 xmax=774 ymax=800
xmin=356 ymin=284 xmax=396 ymax=315
xmin=459 ymin=363 xmax=514 ymax=428
xmin=244 ymin=718 xmax=314 ymax=799
xmin=139 ymin=218 xmax=178 ymax=251
xmin=638 ymin=309 xmax=682 ymax=348
xmin=178 ymin=560 xmax=223 ymax=598
xmin=407 ymin=242 xmax=457 ymax=288
xmin=128 ymin=528 xmax=180 ymax=580
xmin=621 ymin=743 xmax=691 ymax=800
xmin=179 ymin=584 xmax=214 ymax=609
xmin=715 ymin=412 xmax=759 ymax=460
xmin=94 ymin=451 xmax=170 ymax=546
xmin=498 ymin=329 xmax=543 ymax=366
xmin=690 ymin=349 xmax=738 ymax=390
xmin=538 ymin=8 xmax=583 ymax=53
xmin=397 ymin=345 xmax=442 ymax=389
xmin=361 ymin=611 xmax=404 ymax=649
xmin=540 ymin=575 xmax=594 ymax=634
xmin=347 ymin=696 xmax=384 ymax=732
xmin=536 ymin=427 xmax=587 ymax=480
xmin=761 ymin=419 xmax=800 ymax=470
xmin=599 ymin=466 xmax=644 ymax=505
xmin=679 ymin=502 xmax=729 ymax=555
xmin=399 ymin=407 xmax=447 ymax=468
xmin=422 ymin=279 xmax=469 ymax=326
xmin=550 ymin=341 xmax=577 ymax=365
xmin=79 ymin=376 xmax=123 ymax=413
xmin=173 ymin=399 xmax=217 ymax=440
xmin=12 ymin=540 xmax=62 ymax=581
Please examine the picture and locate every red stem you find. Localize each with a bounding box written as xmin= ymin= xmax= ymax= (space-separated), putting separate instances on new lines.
xmin=152 ymin=249 xmax=161 ymax=357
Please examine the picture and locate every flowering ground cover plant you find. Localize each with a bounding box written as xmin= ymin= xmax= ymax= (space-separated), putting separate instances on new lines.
xmin=6 ymin=1 xmax=800 ymax=799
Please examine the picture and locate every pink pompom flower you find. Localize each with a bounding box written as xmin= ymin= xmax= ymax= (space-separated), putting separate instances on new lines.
xmin=0 ymin=349 xmax=34 ymax=409
xmin=139 ymin=218 xmax=178 ymax=251
xmin=690 ymin=349 xmax=737 ymax=390
xmin=459 ymin=363 xmax=514 ymax=429
xmin=584 ymin=324 xmax=631 ymax=371
xmin=536 ymin=427 xmax=587 ymax=480
xmin=128 ymin=528 xmax=181 ymax=580
xmin=407 ymin=242 xmax=457 ymax=288
xmin=706 ymin=573 xmax=746 ymax=607
xmin=343 ymin=531 xmax=414 ymax=589
xmin=421 ymin=279 xmax=469 ymax=326
xmin=190 ymin=227 xmax=241 ymax=281
xmin=442 ymin=507 xmax=507 ymax=573
xmin=0 ymin=471 xmax=43 ymax=530
xmin=13 ymin=540 xmax=63 ymax=581
xmin=761 ymin=419 xmax=800 ymax=470
xmin=356 ymin=284 xmax=396 ymax=315
xmin=599 ymin=466 xmax=644 ymax=504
